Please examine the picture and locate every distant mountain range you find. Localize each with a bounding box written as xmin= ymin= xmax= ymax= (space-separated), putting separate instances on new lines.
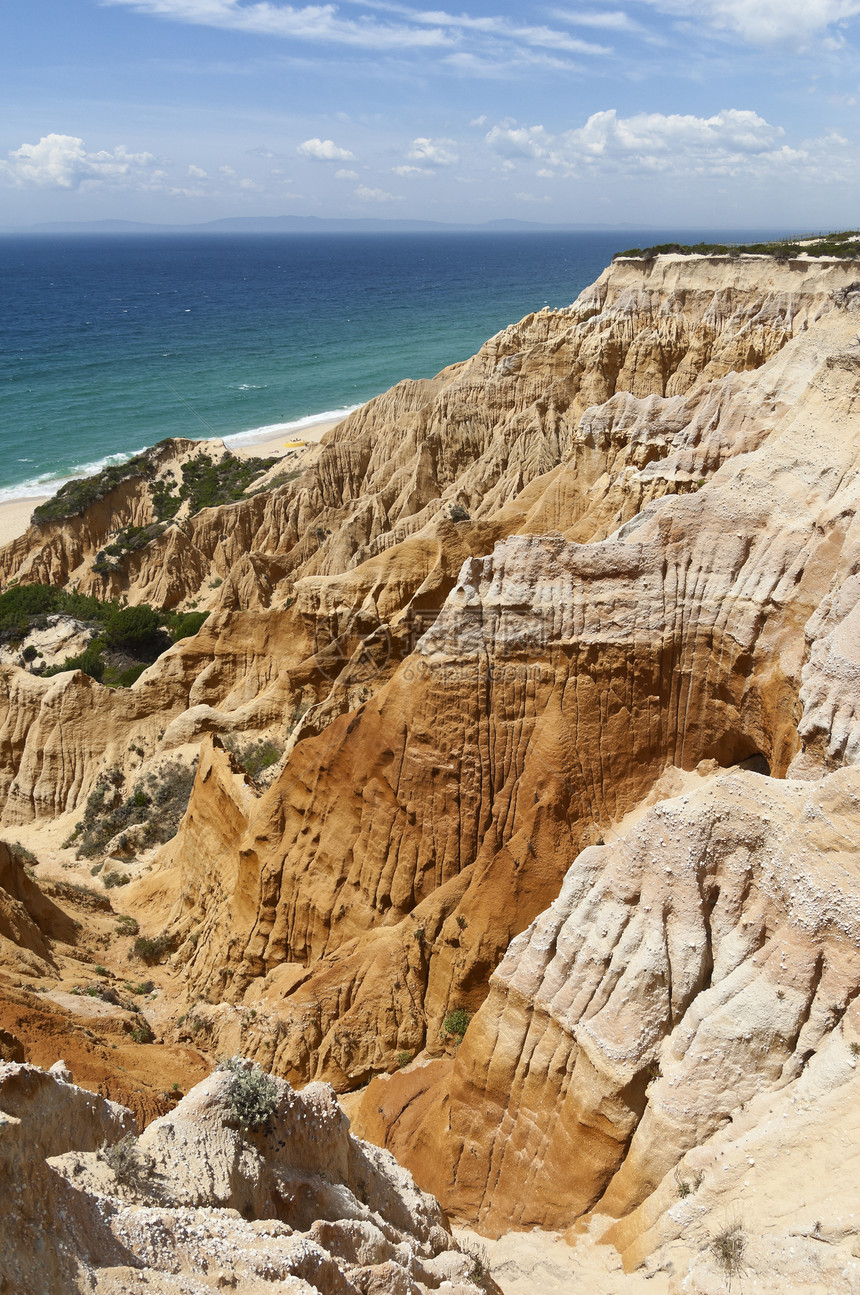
xmin=0 ymin=215 xmax=655 ymax=236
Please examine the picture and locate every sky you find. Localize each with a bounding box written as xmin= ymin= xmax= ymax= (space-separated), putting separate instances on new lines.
xmin=2 ymin=0 xmax=860 ymax=228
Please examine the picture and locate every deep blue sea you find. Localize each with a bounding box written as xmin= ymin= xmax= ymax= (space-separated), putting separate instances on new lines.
xmin=0 ymin=229 xmax=781 ymax=503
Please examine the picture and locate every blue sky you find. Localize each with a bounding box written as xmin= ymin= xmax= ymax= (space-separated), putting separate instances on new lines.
xmin=2 ymin=0 xmax=860 ymax=227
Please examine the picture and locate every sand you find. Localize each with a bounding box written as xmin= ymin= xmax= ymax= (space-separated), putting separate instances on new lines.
xmin=230 ymin=416 xmax=339 ymax=459
xmin=0 ymin=496 xmax=47 ymax=548
xmin=0 ymin=415 xmax=344 ymax=551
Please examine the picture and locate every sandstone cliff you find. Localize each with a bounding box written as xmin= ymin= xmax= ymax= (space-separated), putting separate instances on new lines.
xmin=4 ymin=253 xmax=860 ymax=1292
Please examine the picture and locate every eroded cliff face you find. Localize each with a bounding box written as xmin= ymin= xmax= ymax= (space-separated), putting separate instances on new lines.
xmin=4 ymin=254 xmax=860 ymax=1292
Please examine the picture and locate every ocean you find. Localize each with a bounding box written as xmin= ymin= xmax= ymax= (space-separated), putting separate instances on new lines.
xmin=0 ymin=228 xmax=780 ymax=503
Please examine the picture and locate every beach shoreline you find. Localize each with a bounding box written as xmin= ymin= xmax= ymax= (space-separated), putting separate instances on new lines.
xmin=0 ymin=414 xmax=344 ymax=550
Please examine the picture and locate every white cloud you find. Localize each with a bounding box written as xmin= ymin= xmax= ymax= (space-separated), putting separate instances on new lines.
xmin=392 ymin=164 xmax=434 ymax=176
xmin=407 ymin=136 xmax=459 ymax=166
xmin=485 ymin=124 xmax=551 ymax=159
xmin=219 ymin=164 xmax=236 ymax=175
xmin=485 ymin=109 xmax=849 ymax=178
xmin=102 ymin=0 xmax=451 ymax=48
xmin=0 ymin=134 xmax=156 ymax=190
xmin=298 ymin=137 xmax=355 ymax=161
xmin=101 ymin=0 xmax=614 ymax=63
xmin=515 ymin=191 xmax=552 ymax=202
xmin=188 ymin=164 xmax=208 ymax=178
xmin=335 ymin=167 xmax=359 ymax=179
xmin=470 ymin=114 xmax=487 ymax=127
xmin=641 ymin=0 xmax=860 ymax=44
xmin=354 ymin=183 xmax=401 ymax=201
xmin=550 ymin=8 xmax=642 ymax=31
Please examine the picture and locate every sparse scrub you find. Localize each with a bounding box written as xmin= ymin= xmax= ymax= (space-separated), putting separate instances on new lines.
xmin=151 ymin=449 xmax=278 ymax=521
xmin=396 ymin=1051 xmax=412 ymax=1069
xmin=102 ymin=870 xmax=131 ymax=888
xmin=100 ymin=1132 xmax=152 ymax=1193
xmin=218 ymin=1057 xmax=279 ymax=1131
xmin=224 ymin=735 xmax=284 ymax=781
xmin=614 ymin=231 xmax=860 ymax=262
xmin=125 ymin=980 xmax=154 ymax=995
xmin=460 ymin=1239 xmax=492 ymax=1289
xmin=115 ymin=915 xmax=140 ymax=937
xmin=710 ymin=1222 xmax=746 ymax=1287
xmin=72 ymin=759 xmax=196 ymax=859
xmin=133 ymin=933 xmax=175 ymax=964
xmin=130 ymin=1021 xmax=154 ymax=1044
xmin=442 ymin=1008 xmax=471 ymax=1039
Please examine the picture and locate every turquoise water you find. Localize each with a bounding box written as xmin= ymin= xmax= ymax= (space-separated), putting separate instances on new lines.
xmin=0 ymin=229 xmax=777 ymax=503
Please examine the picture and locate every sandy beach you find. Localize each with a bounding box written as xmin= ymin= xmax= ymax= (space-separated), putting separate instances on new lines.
xmin=0 ymin=496 xmax=47 ymax=548
xmin=0 ymin=415 xmax=344 ymax=551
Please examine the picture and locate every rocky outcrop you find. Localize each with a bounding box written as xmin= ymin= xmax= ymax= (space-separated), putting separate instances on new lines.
xmin=0 ymin=1059 xmax=493 ymax=1295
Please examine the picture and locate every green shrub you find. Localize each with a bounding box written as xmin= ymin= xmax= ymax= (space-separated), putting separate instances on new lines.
xmin=133 ymin=933 xmax=175 ymax=964
xmin=442 ymin=1008 xmax=471 ymax=1039
xmin=44 ymin=647 xmax=105 ymax=681
xmin=104 ymin=604 xmax=164 ymax=656
xmin=130 ymin=1021 xmax=154 ymax=1044
xmin=167 ymin=610 xmax=209 ymax=642
xmin=102 ymin=870 xmax=131 ymax=888
xmin=151 ymin=450 xmax=277 ymax=521
xmin=115 ymin=915 xmax=140 ymax=937
xmin=115 ymin=663 xmax=148 ymax=687
xmin=225 ymin=736 xmax=284 ymax=781
xmin=218 ymin=1057 xmax=279 ymax=1131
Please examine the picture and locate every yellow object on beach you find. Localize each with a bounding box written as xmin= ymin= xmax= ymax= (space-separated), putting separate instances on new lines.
xmin=283 ymin=439 xmax=307 ymax=448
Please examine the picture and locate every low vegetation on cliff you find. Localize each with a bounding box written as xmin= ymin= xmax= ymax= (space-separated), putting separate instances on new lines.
xmin=614 ymin=228 xmax=860 ymax=261
xmin=0 ymin=584 xmax=208 ymax=684
xmin=66 ymin=759 xmax=198 ymax=860
xmin=30 ymin=441 xmax=277 ymax=528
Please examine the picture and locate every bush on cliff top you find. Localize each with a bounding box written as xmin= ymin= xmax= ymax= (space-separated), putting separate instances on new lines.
xmin=151 ymin=449 xmax=277 ymax=521
xmin=218 ymin=1057 xmax=279 ymax=1131
xmin=614 ymin=229 xmax=860 ymax=261
xmin=2 ymin=584 xmax=210 ymax=684
xmin=31 ymin=452 xmax=154 ymax=527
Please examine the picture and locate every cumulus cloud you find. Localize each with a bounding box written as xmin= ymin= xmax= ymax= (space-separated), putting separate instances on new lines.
xmin=392 ymin=164 xmax=433 ymax=176
xmin=485 ymin=109 xmax=847 ymax=178
xmin=407 ymin=137 xmax=459 ymax=166
xmin=354 ymin=183 xmax=401 ymax=201
xmin=0 ymin=134 xmax=156 ymax=189
xmin=298 ymin=137 xmax=355 ymax=161
xmin=335 ymin=167 xmax=359 ymax=179
xmin=188 ymin=164 xmax=208 ymax=178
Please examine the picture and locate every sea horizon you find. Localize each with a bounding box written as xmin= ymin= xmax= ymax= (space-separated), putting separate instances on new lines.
xmin=0 ymin=227 xmax=789 ymax=513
